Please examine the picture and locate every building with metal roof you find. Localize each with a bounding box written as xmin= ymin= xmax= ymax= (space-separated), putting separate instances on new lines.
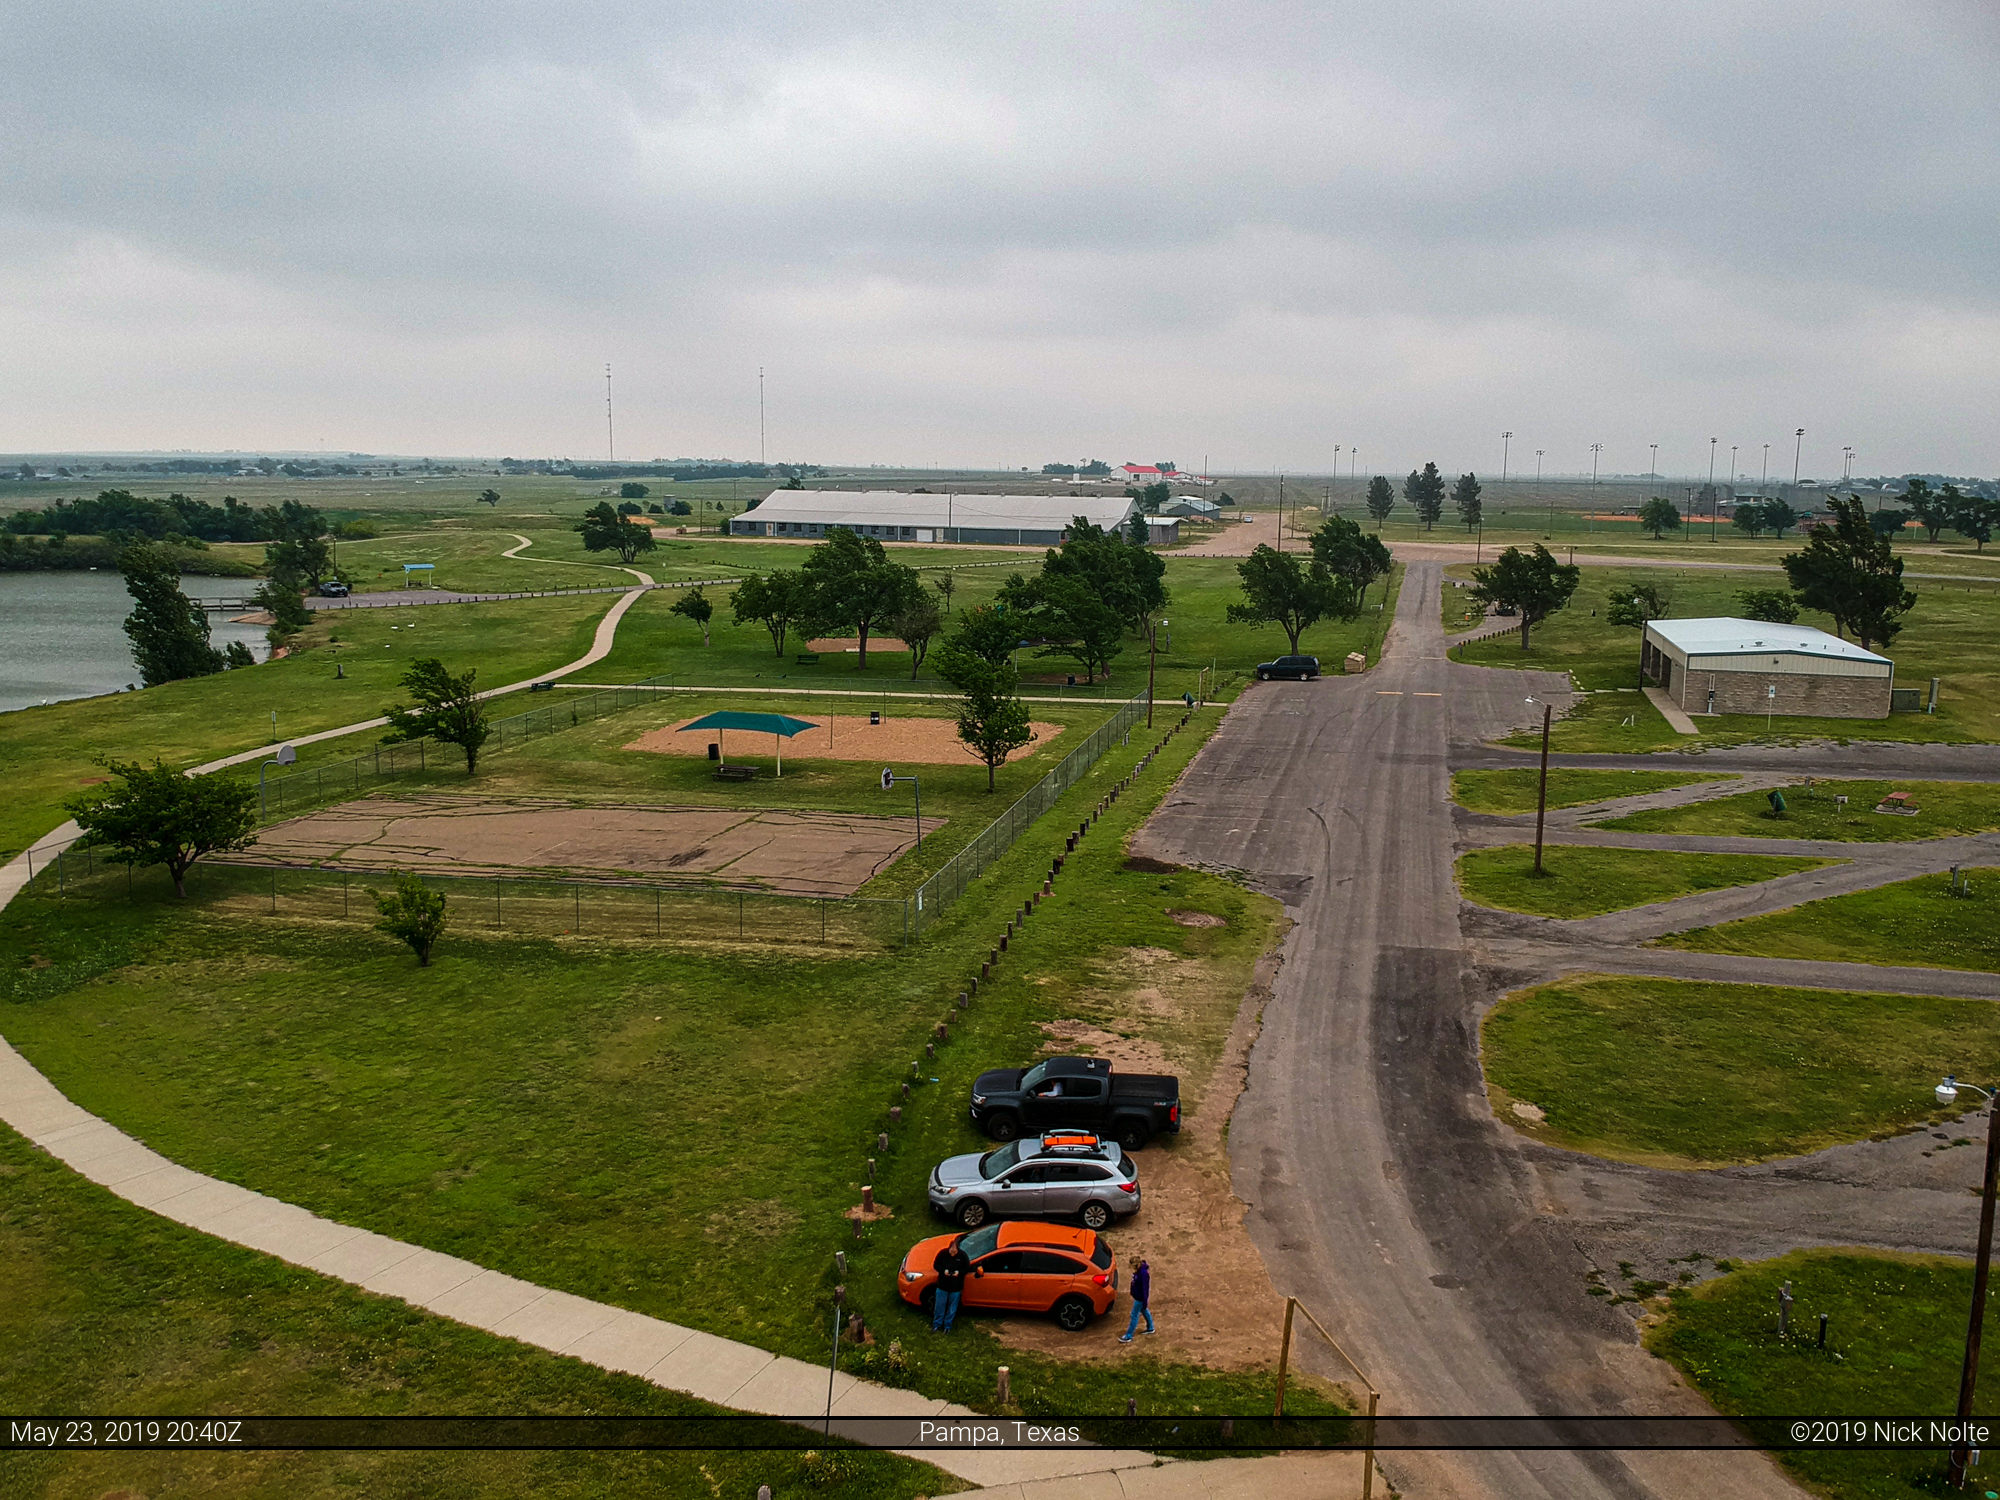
xmin=1641 ymin=617 xmax=1893 ymax=719
xmin=729 ymin=489 xmax=1137 ymax=547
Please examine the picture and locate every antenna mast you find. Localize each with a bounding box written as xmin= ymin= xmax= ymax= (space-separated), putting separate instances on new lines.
xmin=605 ymin=364 xmax=615 ymax=462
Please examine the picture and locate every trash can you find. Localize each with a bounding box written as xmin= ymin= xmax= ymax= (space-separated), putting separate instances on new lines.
xmin=870 ymin=710 xmax=881 ymax=725
xmin=707 ymin=743 xmax=720 ymax=761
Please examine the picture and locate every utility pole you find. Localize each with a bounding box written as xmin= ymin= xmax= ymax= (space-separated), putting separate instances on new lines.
xmin=1276 ymin=472 xmax=1285 ymax=552
xmin=1501 ymin=431 xmax=1512 ymax=489
xmin=759 ymin=367 xmax=767 ymax=468
xmin=605 ymin=364 xmax=615 ymax=462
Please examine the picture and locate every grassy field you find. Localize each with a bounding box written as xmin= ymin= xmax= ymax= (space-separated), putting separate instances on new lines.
xmin=0 ymin=592 xmax=619 ymax=860
xmin=1444 ymin=562 xmax=2000 ymax=748
xmin=1665 ymin=868 xmax=2000 ymax=974
xmin=1454 ymin=844 xmax=1832 ymax=918
xmin=1597 ymin=779 xmax=2000 ymax=842
xmin=0 ymin=1127 xmax=948 ymax=1500
xmin=1450 ymin=768 xmax=1728 ymax=817
xmin=1647 ymin=1249 xmax=2000 ymax=1499
xmin=1482 ymin=975 xmax=2000 ymax=1166
xmin=0 ymin=703 xmax=1340 ymax=1420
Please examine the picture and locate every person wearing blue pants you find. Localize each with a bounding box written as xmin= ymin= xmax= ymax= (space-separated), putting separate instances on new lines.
xmin=931 ymin=1235 xmax=973 ymax=1333
xmin=1119 ymin=1258 xmax=1154 ymax=1342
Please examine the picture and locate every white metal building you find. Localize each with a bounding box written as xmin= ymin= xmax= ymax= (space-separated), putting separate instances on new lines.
xmin=1641 ymin=617 xmax=1894 ymax=719
xmin=730 ymin=490 xmax=1138 ymax=547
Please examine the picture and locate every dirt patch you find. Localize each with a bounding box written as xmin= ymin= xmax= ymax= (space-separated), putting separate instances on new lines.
xmin=804 ymin=636 xmax=912 ymax=655
xmin=1121 ymin=946 xmax=1178 ymax=966
xmin=1168 ymin=910 xmax=1226 ymax=928
xmin=991 ymin=947 xmax=1295 ymax=1370
xmin=623 ymin=714 xmax=1058 ymax=769
xmin=1123 ymin=854 xmax=1182 ymax=874
xmin=230 ymin=793 xmax=929 ymax=897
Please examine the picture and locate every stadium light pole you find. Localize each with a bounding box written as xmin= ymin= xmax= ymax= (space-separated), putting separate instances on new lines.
xmin=1535 ymin=450 xmax=1546 ymax=533
xmin=1761 ymin=442 xmax=1771 ymax=497
xmin=1933 ymin=1075 xmax=2000 ymax=1490
xmin=1649 ymin=443 xmax=1658 ymax=491
xmin=1501 ymin=431 xmax=1512 ymax=489
xmin=1793 ymin=428 xmax=1805 ymax=490
xmin=1708 ymin=439 xmax=1718 ymax=541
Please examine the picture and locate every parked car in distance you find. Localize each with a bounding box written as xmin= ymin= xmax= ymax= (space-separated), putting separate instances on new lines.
xmin=970 ymin=1056 xmax=1180 ymax=1150
xmin=1255 ymin=654 xmax=1319 ymax=680
xmin=898 ymin=1221 xmax=1117 ymax=1331
xmin=929 ymin=1131 xmax=1140 ymax=1230
xmin=317 ymin=579 xmax=351 ymax=597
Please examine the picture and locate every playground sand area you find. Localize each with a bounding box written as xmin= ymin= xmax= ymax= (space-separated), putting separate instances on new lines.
xmin=623 ymin=714 xmax=1059 ymax=768
xmin=233 ymin=793 xmax=934 ymax=896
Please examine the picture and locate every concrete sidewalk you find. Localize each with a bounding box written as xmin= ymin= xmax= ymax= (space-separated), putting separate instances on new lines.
xmin=957 ymin=1450 xmax=1373 ymax=1497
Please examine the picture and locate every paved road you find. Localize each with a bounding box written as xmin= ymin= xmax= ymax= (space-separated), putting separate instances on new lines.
xmin=1135 ymin=561 xmax=1819 ymax=1499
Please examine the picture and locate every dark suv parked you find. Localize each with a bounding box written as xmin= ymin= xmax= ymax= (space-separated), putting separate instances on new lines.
xmin=1255 ymin=654 xmax=1319 ymax=681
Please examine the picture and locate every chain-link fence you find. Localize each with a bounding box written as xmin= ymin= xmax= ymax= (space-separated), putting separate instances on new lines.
xmin=906 ymin=689 xmax=1148 ymax=938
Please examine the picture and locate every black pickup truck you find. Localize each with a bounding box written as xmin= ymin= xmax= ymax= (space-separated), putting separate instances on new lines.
xmin=970 ymin=1056 xmax=1180 ymax=1150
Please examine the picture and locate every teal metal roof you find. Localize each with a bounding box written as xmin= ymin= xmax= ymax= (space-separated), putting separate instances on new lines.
xmin=677 ymin=710 xmax=818 ymax=737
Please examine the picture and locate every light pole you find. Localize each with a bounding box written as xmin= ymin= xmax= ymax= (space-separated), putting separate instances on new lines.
xmin=1501 ymin=432 xmax=1512 ymax=489
xmin=1649 ymin=443 xmax=1659 ymax=491
xmin=1934 ymin=1075 xmax=2000 ymax=1489
xmin=1761 ymin=443 xmax=1771 ymax=497
xmin=1536 ymin=450 xmax=1547 ymax=534
xmin=1708 ymin=438 xmax=1718 ymax=541
xmin=1843 ymin=446 xmax=1855 ymax=486
xmin=1589 ymin=443 xmax=1603 ymax=486
xmin=1332 ymin=445 xmax=1341 ymax=509
xmin=1793 ymin=428 xmax=1806 ymax=491
xmin=1524 ymin=698 xmax=1552 ymax=874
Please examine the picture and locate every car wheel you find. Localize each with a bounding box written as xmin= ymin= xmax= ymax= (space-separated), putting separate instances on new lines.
xmin=1257 ymin=671 xmax=1269 ymax=681
xmin=1116 ymin=1121 xmax=1151 ymax=1152
xmin=1080 ymin=1200 xmax=1111 ymax=1230
xmin=957 ymin=1198 xmax=989 ymax=1229
xmin=919 ymin=1286 xmax=937 ymax=1318
xmin=986 ymin=1112 xmax=1020 ymax=1142
xmin=1054 ymin=1295 xmax=1093 ymax=1332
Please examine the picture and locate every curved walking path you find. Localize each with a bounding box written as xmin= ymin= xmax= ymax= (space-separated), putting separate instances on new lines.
xmin=0 ymin=579 xmax=1194 ymax=1491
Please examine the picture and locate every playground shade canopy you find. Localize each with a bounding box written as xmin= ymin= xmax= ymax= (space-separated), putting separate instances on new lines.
xmin=677 ymin=711 xmax=818 ymax=737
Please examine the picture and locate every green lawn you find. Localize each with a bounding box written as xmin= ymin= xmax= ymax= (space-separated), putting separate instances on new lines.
xmin=0 ymin=705 xmax=1338 ymax=1420
xmin=1665 ymin=868 xmax=2000 ymax=974
xmin=1454 ymin=844 xmax=1833 ymax=918
xmin=0 ymin=592 xmax=619 ymax=860
xmin=1450 ymin=768 xmax=1728 ymax=817
xmin=1446 ymin=562 xmax=2000 ymax=747
xmin=1647 ymin=1249 xmax=2000 ymax=1499
xmin=1482 ymin=975 xmax=2000 ymax=1166
xmin=0 ymin=1126 xmax=948 ymax=1500
xmin=1599 ymin=780 xmax=2000 ymax=843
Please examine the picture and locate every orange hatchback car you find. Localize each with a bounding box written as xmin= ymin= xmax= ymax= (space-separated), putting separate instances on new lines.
xmin=898 ymin=1221 xmax=1118 ymax=1331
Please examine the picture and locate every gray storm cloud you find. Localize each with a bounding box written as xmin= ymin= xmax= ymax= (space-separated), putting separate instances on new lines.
xmin=2 ymin=1 xmax=1994 ymax=474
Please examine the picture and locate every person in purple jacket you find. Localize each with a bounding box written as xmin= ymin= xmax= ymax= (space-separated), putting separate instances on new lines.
xmin=1118 ymin=1258 xmax=1154 ymax=1342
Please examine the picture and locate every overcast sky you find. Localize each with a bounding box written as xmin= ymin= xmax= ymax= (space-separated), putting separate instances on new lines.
xmin=4 ymin=2 xmax=1995 ymax=477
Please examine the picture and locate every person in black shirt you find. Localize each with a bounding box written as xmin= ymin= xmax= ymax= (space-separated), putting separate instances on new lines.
xmin=932 ymin=1236 xmax=975 ymax=1333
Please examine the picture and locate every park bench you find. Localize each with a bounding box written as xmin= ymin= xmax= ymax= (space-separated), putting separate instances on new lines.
xmin=795 ymin=654 xmax=821 ymax=665
xmin=714 ymin=764 xmax=758 ymax=782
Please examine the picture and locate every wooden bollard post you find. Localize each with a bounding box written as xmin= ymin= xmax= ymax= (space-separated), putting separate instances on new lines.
xmin=1126 ymin=1397 xmax=1137 ymax=1417
xmin=889 ymin=1105 xmax=902 ymax=1123
xmin=999 ymin=933 xmax=1008 ymax=952
xmin=935 ymin=1022 xmax=948 ymax=1040
xmin=866 ymin=1157 xmax=876 ymax=1179
xmin=980 ymin=962 xmax=989 ymax=979
xmin=957 ymin=992 xmax=968 ymax=1009
xmin=996 ymin=1366 xmax=1011 ymax=1405
xmin=901 ymin=1081 xmax=910 ymax=1100
xmin=862 ymin=1185 xmax=875 ymax=1213
xmin=925 ymin=1041 xmax=935 ymax=1060
xmin=836 ymin=1250 xmax=847 ymax=1275
xmin=1221 ymin=1418 xmax=1234 ymax=1440
xmin=876 ymin=1132 xmax=889 ymax=1152
xmin=852 ymin=1215 xmax=862 ymax=1240
xmin=760 ymin=1487 xmax=773 ymax=1500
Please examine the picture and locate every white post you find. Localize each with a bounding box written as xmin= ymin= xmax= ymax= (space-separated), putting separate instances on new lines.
xmin=776 ymin=733 xmax=782 ymax=778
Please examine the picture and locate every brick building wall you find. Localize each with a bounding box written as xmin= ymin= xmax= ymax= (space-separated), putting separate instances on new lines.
xmin=1674 ymin=667 xmax=1890 ymax=719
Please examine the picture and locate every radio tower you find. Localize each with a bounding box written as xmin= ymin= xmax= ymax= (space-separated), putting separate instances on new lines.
xmin=605 ymin=364 xmax=615 ymax=462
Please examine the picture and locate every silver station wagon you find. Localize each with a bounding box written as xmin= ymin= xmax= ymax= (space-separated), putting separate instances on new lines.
xmin=928 ymin=1131 xmax=1141 ymax=1230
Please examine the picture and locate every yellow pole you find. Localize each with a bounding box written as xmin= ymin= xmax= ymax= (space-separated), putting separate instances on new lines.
xmin=1275 ymin=1297 xmax=1296 ymax=1418
xmin=776 ymin=732 xmax=782 ymax=778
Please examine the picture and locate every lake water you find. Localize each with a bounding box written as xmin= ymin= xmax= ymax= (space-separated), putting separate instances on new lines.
xmin=0 ymin=571 xmax=273 ymax=714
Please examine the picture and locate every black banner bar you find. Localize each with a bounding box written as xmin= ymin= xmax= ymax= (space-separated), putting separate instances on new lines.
xmin=4 ymin=1416 xmax=1992 ymax=1452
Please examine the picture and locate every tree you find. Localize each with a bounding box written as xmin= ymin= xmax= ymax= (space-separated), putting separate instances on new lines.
xmin=670 ymin=585 xmax=713 ymax=644
xmin=1948 ymin=485 xmax=1998 ymax=551
xmin=998 ymin=570 xmax=1126 ymax=683
xmin=1903 ymin=478 xmax=1954 ymax=542
xmin=946 ymin=604 xmax=1023 ymax=668
xmin=1732 ymin=503 xmax=1766 ymax=538
xmin=800 ymin=527 xmax=922 ymax=669
xmin=381 ymin=658 xmax=491 ymax=774
xmin=1736 ymin=588 xmax=1800 ymax=623
xmin=669 ymin=499 xmax=693 ymax=516
xmin=1781 ymin=495 xmax=1916 ymax=651
xmin=1757 ymin=498 xmax=1803 ymax=538
xmin=730 ymin=570 xmax=808 ymax=657
xmin=1868 ymin=507 xmax=1913 ymax=541
xmin=1452 ymin=472 xmax=1483 ymax=532
xmin=933 ymin=572 xmax=957 ymax=614
xmin=224 ymin=640 xmax=256 ymax=668
xmin=66 ymin=758 xmax=257 ymax=897
xmin=619 ymin=481 xmax=650 ymax=499
xmin=1309 ymin=515 xmax=1392 ymax=608
xmin=1226 ymin=544 xmax=1351 ymax=655
xmin=932 ymin=642 xmax=1035 ymax=791
xmin=371 ymin=872 xmax=448 ymax=967
xmin=265 ymin=500 xmax=334 ymax=590
xmin=575 ymin=501 xmax=657 ymax=564
xmin=1404 ymin=463 xmax=1447 ymax=530
xmin=254 ymin=570 xmax=311 ymax=642
xmin=477 ymin=489 xmax=501 ymax=507
xmin=1606 ymin=581 xmax=1671 ymax=686
xmin=1467 ymin=544 xmax=1581 ymax=650
xmin=887 ymin=591 xmax=945 ymax=680
xmin=617 ymin=501 xmax=643 ymax=517
xmin=1637 ymin=497 xmax=1682 ymax=539
xmin=1126 ymin=511 xmax=1149 ymax=547
xmin=1365 ymin=475 xmax=1395 ymax=527
xmin=121 ymin=544 xmax=224 ymax=685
